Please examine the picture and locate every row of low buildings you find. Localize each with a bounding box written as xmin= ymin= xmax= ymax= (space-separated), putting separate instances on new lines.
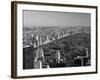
xmin=23 ymin=29 xmax=77 ymax=48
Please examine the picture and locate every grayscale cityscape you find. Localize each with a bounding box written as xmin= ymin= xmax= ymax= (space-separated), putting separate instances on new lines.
xmin=23 ymin=10 xmax=91 ymax=69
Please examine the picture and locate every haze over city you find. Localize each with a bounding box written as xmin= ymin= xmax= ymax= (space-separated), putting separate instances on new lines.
xmin=23 ymin=10 xmax=91 ymax=27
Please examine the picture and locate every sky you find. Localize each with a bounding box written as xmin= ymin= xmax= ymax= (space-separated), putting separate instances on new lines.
xmin=23 ymin=10 xmax=91 ymax=27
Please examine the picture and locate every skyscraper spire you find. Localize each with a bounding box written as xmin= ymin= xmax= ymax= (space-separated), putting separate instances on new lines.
xmin=57 ymin=50 xmax=61 ymax=63
xmin=34 ymin=47 xmax=45 ymax=69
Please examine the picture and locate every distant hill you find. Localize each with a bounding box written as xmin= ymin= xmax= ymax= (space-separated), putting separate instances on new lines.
xmin=23 ymin=26 xmax=90 ymax=31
